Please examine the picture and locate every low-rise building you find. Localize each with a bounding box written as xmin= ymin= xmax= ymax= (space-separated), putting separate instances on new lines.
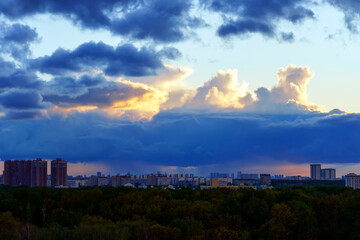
xmin=238 ymin=173 xmax=259 ymax=179
xmin=98 ymin=177 xmax=110 ymax=186
xmin=147 ymin=174 xmax=170 ymax=186
xmin=321 ymin=168 xmax=336 ymax=180
xmin=233 ymin=178 xmax=260 ymax=186
xmin=285 ymin=175 xmax=308 ymax=180
xmin=271 ymin=179 xmax=344 ymax=188
xmin=87 ymin=176 xmax=98 ymax=186
xmin=111 ymin=175 xmax=131 ymax=187
xmin=67 ymin=176 xmax=86 ymax=188
xmin=210 ymin=173 xmax=229 ymax=178
xmin=210 ymin=177 xmax=232 ymax=187
xmin=86 ymin=176 xmax=110 ymax=187
xmin=345 ymin=173 xmax=360 ymax=189
xmin=157 ymin=175 xmax=170 ymax=186
xmin=260 ymin=174 xmax=271 ymax=186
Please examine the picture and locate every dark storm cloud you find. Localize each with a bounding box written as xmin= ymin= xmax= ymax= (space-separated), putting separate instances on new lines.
xmin=280 ymin=32 xmax=295 ymax=42
xmin=218 ymin=19 xmax=275 ymax=38
xmin=1 ymin=23 xmax=38 ymax=43
xmin=41 ymin=75 xmax=107 ymax=98
xmin=51 ymin=75 xmax=101 ymax=90
xmin=43 ymin=82 xmax=152 ymax=108
xmin=201 ymin=0 xmax=315 ymax=39
xmin=158 ymin=47 xmax=182 ymax=60
xmin=0 ymin=71 xmax=40 ymax=90
xmin=0 ymin=0 xmax=136 ymax=28
xmin=0 ymin=90 xmax=48 ymax=109
xmin=326 ymin=0 xmax=360 ymax=33
xmin=30 ymin=41 xmax=179 ymax=77
xmin=109 ymin=0 xmax=204 ymax=42
xmin=0 ymin=58 xmax=40 ymax=90
xmin=0 ymin=0 xmax=202 ymax=43
xmin=0 ymin=22 xmax=39 ymax=60
xmin=0 ymin=112 xmax=358 ymax=170
xmin=4 ymin=110 xmax=46 ymax=120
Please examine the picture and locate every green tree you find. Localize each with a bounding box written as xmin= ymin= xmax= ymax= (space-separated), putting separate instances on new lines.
xmin=265 ymin=203 xmax=296 ymax=240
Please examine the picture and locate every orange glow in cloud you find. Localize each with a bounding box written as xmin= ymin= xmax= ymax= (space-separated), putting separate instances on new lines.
xmin=48 ymin=80 xmax=167 ymax=121
xmin=44 ymin=64 xmax=329 ymax=121
xmin=242 ymin=163 xmax=310 ymax=177
xmin=273 ymin=164 xmax=310 ymax=176
xmin=67 ymin=162 xmax=110 ymax=176
xmin=49 ymin=105 xmax=99 ymax=117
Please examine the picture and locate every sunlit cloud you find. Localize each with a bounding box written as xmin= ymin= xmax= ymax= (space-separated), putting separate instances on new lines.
xmin=177 ymin=64 xmax=323 ymax=114
xmin=46 ymin=79 xmax=167 ymax=121
xmin=185 ymin=69 xmax=253 ymax=109
xmin=127 ymin=64 xmax=196 ymax=111
xmin=41 ymin=64 xmax=331 ymax=121
xmin=127 ymin=64 xmax=193 ymax=90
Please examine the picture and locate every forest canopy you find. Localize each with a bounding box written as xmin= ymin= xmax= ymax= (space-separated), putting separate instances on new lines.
xmin=0 ymin=186 xmax=359 ymax=240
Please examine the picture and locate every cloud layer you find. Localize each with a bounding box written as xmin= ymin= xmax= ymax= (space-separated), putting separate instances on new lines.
xmin=183 ymin=65 xmax=319 ymax=114
xmin=30 ymin=42 xmax=177 ymax=77
xmin=0 ymin=22 xmax=39 ymax=60
xmin=201 ymin=0 xmax=315 ymax=40
xmin=0 ymin=0 xmax=203 ymax=43
xmin=326 ymin=0 xmax=360 ymax=33
xmin=1 ymin=0 xmax=359 ymax=43
xmin=0 ymin=111 xmax=357 ymax=173
xmin=0 ymin=21 xmax=325 ymax=121
xmin=0 ymin=44 xmax=325 ymax=120
xmin=1 ymin=0 xmax=360 ymax=173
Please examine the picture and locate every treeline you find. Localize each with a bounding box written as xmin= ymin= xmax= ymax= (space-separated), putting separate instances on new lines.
xmin=0 ymin=186 xmax=360 ymax=240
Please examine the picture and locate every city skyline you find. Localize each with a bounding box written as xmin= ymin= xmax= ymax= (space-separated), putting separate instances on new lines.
xmin=0 ymin=159 xmax=356 ymax=179
xmin=5 ymin=159 xmax=358 ymax=190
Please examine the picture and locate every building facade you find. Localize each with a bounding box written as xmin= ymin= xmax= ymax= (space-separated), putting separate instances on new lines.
xmin=31 ymin=158 xmax=47 ymax=187
xmin=210 ymin=177 xmax=232 ymax=187
xmin=321 ymin=168 xmax=336 ymax=180
xmin=3 ymin=159 xmax=46 ymax=187
xmin=238 ymin=173 xmax=259 ymax=179
xmin=97 ymin=177 xmax=110 ymax=186
xmin=210 ymin=173 xmax=229 ymax=178
xmin=310 ymin=164 xmax=321 ymax=180
xmin=3 ymin=160 xmax=32 ymax=186
xmin=345 ymin=173 xmax=360 ymax=189
xmin=111 ymin=175 xmax=131 ymax=187
xmin=260 ymin=174 xmax=271 ymax=186
xmin=51 ymin=158 xmax=67 ymax=187
xmin=147 ymin=174 xmax=170 ymax=186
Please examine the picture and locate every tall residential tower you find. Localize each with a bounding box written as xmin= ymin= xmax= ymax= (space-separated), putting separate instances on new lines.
xmin=3 ymin=159 xmax=47 ymax=187
xmin=310 ymin=164 xmax=321 ymax=180
xmin=51 ymin=158 xmax=67 ymax=187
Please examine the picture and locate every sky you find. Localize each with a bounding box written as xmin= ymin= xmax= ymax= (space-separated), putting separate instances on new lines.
xmin=0 ymin=0 xmax=360 ymax=177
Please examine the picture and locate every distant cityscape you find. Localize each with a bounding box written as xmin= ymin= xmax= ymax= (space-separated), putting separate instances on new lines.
xmin=1 ymin=159 xmax=360 ymax=190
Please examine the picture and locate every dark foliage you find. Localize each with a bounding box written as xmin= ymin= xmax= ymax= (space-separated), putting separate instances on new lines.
xmin=0 ymin=186 xmax=359 ymax=239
